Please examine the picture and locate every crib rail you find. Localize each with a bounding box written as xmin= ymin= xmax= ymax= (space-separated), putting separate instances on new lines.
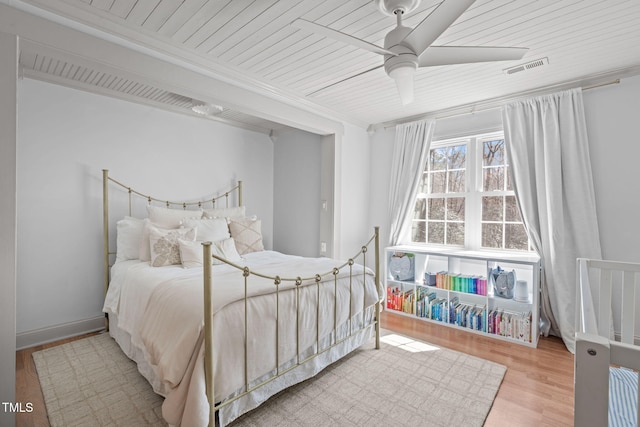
xmin=575 ymin=258 xmax=640 ymax=427
xmin=577 ymin=259 xmax=640 ymax=343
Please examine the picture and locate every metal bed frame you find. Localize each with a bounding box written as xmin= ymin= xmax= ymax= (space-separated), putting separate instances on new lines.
xmin=102 ymin=170 xmax=381 ymax=426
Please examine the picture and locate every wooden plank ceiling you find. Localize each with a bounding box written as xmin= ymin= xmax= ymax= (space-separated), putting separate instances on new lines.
xmin=16 ymin=0 xmax=640 ymax=130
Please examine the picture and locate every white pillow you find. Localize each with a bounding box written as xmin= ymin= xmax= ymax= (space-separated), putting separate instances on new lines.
xmin=228 ymin=217 xmax=264 ymax=255
xmin=181 ymin=218 xmax=230 ymax=242
xmin=147 ymin=205 xmax=202 ymax=228
xmin=178 ymin=238 xmax=242 ymax=269
xmin=139 ymin=219 xmax=152 ymax=261
xmin=202 ymin=205 xmax=245 ymax=219
xmin=148 ymin=225 xmax=196 ymax=267
xmin=115 ymin=216 xmax=144 ymax=262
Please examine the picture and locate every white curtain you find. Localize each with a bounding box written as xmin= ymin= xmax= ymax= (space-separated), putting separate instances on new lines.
xmin=387 ymin=119 xmax=436 ymax=246
xmin=502 ymin=88 xmax=602 ymax=353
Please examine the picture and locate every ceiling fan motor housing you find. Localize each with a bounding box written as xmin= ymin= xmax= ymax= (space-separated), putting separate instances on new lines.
xmin=383 ymin=25 xmax=419 ymax=76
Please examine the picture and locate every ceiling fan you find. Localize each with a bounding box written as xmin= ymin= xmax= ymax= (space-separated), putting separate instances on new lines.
xmin=292 ymin=0 xmax=528 ymax=105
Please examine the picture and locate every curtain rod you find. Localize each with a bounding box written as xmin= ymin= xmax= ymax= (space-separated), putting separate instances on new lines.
xmin=379 ymin=79 xmax=621 ymax=131
xmin=582 ymin=79 xmax=620 ymax=91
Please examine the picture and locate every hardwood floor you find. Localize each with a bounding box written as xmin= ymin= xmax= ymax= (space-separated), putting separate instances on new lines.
xmin=15 ymin=313 xmax=574 ymax=426
xmin=381 ymin=311 xmax=575 ymax=427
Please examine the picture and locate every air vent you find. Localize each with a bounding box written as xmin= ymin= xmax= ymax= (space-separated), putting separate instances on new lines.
xmin=503 ymin=57 xmax=549 ymax=75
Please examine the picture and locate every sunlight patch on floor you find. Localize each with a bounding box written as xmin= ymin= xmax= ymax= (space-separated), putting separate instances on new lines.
xmin=380 ymin=333 xmax=440 ymax=353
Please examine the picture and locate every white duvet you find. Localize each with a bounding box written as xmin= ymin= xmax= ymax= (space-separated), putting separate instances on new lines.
xmin=103 ymin=251 xmax=379 ymax=427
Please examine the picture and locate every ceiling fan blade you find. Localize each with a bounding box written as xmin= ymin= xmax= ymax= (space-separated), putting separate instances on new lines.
xmin=401 ymin=0 xmax=476 ymax=57
xmin=418 ymin=46 xmax=528 ymax=67
xmin=306 ymin=64 xmax=385 ymax=96
xmin=292 ymin=19 xmax=397 ymax=56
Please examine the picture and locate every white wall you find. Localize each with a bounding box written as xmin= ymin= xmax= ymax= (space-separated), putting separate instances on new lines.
xmin=272 ymin=123 xmax=373 ymax=261
xmin=583 ymin=75 xmax=640 ymax=262
xmin=320 ymin=135 xmax=336 ymax=258
xmin=16 ymin=79 xmax=274 ymax=345
xmin=583 ymin=75 xmax=640 ymax=337
xmin=338 ymin=123 xmax=372 ymax=259
xmin=368 ymin=127 xmax=395 ymax=251
xmin=273 ymin=129 xmax=322 ymax=256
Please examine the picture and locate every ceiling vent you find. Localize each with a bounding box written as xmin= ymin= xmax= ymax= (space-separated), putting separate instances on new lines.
xmin=503 ymin=57 xmax=549 ymax=75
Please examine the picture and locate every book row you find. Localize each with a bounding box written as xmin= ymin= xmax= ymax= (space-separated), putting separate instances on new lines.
xmin=487 ymin=309 xmax=533 ymax=343
xmin=386 ymin=286 xmax=533 ymax=342
xmin=419 ymin=296 xmax=486 ymax=332
xmin=423 ymin=271 xmax=488 ymax=296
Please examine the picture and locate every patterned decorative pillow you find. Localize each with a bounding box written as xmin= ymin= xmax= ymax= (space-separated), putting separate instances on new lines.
xmin=148 ymin=225 xmax=196 ymax=267
xmin=228 ymin=217 xmax=264 ymax=255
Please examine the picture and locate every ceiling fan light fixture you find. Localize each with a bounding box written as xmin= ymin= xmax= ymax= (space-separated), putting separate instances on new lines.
xmin=388 ymin=63 xmax=416 ymax=105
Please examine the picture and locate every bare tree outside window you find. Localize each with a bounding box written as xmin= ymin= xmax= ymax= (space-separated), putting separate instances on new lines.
xmin=412 ymin=144 xmax=466 ymax=245
xmin=411 ymin=134 xmax=531 ymax=252
xmin=481 ymin=139 xmax=529 ymax=251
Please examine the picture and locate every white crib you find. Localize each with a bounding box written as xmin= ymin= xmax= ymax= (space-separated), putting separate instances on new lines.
xmin=575 ymin=258 xmax=640 ymax=427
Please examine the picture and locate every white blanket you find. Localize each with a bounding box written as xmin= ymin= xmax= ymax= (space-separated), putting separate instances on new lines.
xmin=104 ymin=251 xmax=379 ymax=427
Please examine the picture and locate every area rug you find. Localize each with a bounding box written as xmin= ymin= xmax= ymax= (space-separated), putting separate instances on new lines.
xmin=33 ymin=333 xmax=165 ymax=426
xmin=34 ymin=332 xmax=506 ymax=427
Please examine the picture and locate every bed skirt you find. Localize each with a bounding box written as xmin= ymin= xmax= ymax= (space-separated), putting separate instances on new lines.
xmin=107 ymin=308 xmax=376 ymax=426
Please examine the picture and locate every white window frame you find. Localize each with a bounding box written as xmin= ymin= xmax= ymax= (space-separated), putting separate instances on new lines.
xmin=413 ymin=131 xmax=531 ymax=252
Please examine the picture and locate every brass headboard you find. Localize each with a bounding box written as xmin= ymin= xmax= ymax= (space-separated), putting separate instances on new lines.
xmin=102 ymin=169 xmax=243 ymax=327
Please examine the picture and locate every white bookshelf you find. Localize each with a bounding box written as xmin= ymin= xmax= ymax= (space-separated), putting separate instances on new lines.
xmin=385 ymin=245 xmax=541 ymax=348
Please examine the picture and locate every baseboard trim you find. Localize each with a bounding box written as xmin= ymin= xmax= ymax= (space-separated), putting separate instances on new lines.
xmin=16 ymin=316 xmax=105 ymax=350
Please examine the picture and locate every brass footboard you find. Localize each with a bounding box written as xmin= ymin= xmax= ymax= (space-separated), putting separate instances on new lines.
xmin=202 ymin=227 xmax=381 ymax=426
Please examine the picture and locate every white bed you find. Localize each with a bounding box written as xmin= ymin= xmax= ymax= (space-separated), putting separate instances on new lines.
xmin=575 ymin=258 xmax=640 ymax=427
xmin=101 ymin=171 xmax=382 ymax=426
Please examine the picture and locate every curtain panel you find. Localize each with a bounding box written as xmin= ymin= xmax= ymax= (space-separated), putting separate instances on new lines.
xmin=387 ymin=119 xmax=436 ymax=246
xmin=502 ymin=88 xmax=602 ymax=353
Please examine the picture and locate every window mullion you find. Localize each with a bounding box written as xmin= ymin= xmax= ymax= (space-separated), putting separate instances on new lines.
xmin=466 ymin=137 xmax=481 ymax=250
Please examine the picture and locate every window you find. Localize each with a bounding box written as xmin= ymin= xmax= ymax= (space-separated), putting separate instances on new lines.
xmin=412 ymin=132 xmax=531 ymax=251
xmin=413 ymin=144 xmax=467 ymax=246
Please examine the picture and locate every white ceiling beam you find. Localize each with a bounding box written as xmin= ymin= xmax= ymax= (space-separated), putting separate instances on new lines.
xmin=0 ymin=3 xmax=346 ymax=135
